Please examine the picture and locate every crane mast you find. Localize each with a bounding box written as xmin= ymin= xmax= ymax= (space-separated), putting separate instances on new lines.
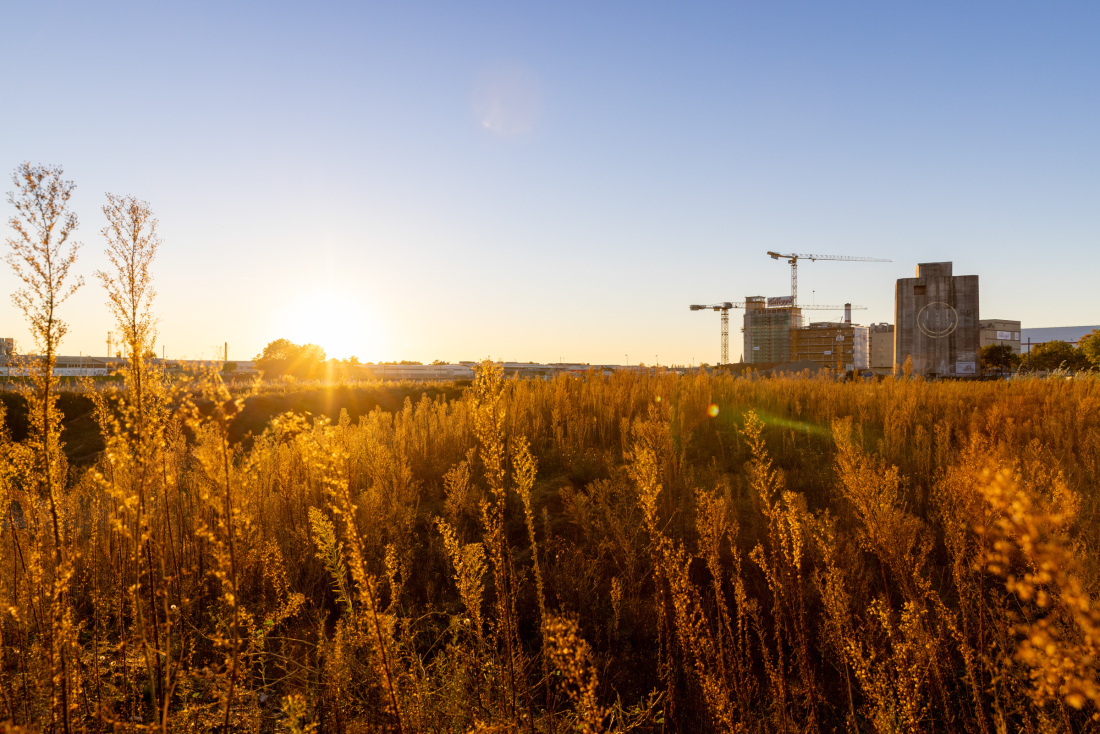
xmin=690 ymin=302 xmax=735 ymax=364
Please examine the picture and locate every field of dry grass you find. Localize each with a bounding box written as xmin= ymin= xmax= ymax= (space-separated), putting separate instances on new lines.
xmin=2 ymin=360 xmax=1100 ymax=733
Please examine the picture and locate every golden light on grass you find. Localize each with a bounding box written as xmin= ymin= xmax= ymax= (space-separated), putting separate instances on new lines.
xmin=5 ymin=161 xmax=1100 ymax=730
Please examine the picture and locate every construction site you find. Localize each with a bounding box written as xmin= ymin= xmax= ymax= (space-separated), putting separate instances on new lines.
xmin=691 ymin=253 xmax=998 ymax=378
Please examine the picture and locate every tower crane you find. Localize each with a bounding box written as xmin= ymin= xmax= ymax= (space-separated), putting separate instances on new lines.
xmin=690 ymin=300 xmax=866 ymax=365
xmin=690 ymin=302 xmax=736 ymax=366
xmin=766 ymin=252 xmax=891 ymax=306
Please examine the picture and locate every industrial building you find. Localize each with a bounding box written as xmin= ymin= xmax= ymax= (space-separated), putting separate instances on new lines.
xmin=0 ymin=355 xmax=109 ymax=377
xmin=1020 ymin=325 xmax=1100 ymax=353
xmin=868 ymin=324 xmax=895 ymax=373
xmin=360 ymin=363 xmax=476 ymax=381
xmin=894 ymin=262 xmax=980 ymax=377
xmin=979 ymin=320 xmax=1021 ymax=355
xmin=0 ymin=355 xmax=253 ymax=378
xmin=356 ymin=362 xmax=621 ymax=381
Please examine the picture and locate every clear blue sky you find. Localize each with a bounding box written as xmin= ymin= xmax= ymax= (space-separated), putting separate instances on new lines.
xmin=2 ymin=1 xmax=1098 ymax=364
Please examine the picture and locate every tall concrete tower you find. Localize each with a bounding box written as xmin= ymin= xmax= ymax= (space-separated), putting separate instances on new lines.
xmin=894 ymin=262 xmax=979 ymax=377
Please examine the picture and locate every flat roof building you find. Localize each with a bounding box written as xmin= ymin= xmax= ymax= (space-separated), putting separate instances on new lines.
xmin=1020 ymin=325 xmax=1100 ymax=353
xmin=868 ymin=323 xmax=894 ymax=373
xmin=979 ymin=320 xmax=1021 ymax=356
xmin=793 ymin=322 xmax=869 ymax=372
xmin=894 ymin=262 xmax=980 ymax=377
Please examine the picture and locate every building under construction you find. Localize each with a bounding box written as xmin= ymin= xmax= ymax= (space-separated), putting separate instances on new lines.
xmin=741 ymin=298 xmax=871 ymax=372
xmin=691 ymin=251 xmax=890 ymax=367
xmin=739 ymin=260 xmax=982 ymax=376
xmin=743 ymin=296 xmax=802 ymax=363
xmin=793 ymin=321 xmax=870 ymax=372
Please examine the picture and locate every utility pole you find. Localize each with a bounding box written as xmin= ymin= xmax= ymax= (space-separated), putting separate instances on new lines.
xmin=107 ymin=331 xmax=113 ymax=359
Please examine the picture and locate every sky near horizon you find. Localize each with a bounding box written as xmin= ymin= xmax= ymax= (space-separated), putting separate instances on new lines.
xmin=2 ymin=1 xmax=1098 ymax=365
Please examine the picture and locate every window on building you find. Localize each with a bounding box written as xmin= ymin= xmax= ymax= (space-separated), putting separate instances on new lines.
xmin=914 ymin=285 xmax=926 ymax=295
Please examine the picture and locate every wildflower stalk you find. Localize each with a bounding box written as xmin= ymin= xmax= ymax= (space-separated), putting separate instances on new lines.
xmin=5 ymin=162 xmax=84 ymax=734
xmin=514 ymin=436 xmax=553 ymax=731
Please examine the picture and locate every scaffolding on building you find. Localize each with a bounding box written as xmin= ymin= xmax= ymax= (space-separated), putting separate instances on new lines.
xmin=741 ymin=298 xmax=869 ymax=369
xmin=792 ymin=322 xmax=869 ymax=372
xmin=743 ymin=297 xmax=802 ymax=364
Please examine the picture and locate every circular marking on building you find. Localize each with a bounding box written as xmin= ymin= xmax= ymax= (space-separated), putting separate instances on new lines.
xmin=917 ymin=302 xmax=958 ymax=338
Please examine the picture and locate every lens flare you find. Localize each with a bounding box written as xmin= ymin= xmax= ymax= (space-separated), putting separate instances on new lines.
xmin=708 ymin=404 xmax=719 ymax=418
xmin=473 ymin=63 xmax=542 ymax=137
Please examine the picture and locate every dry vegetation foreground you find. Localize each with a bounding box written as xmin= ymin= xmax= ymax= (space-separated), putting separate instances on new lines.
xmin=4 ymin=364 xmax=1100 ymax=733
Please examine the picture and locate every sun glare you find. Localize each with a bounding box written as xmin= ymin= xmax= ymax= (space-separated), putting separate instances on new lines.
xmin=272 ymin=291 xmax=385 ymax=361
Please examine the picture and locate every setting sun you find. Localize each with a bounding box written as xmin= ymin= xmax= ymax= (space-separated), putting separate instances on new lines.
xmin=270 ymin=291 xmax=385 ymax=361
